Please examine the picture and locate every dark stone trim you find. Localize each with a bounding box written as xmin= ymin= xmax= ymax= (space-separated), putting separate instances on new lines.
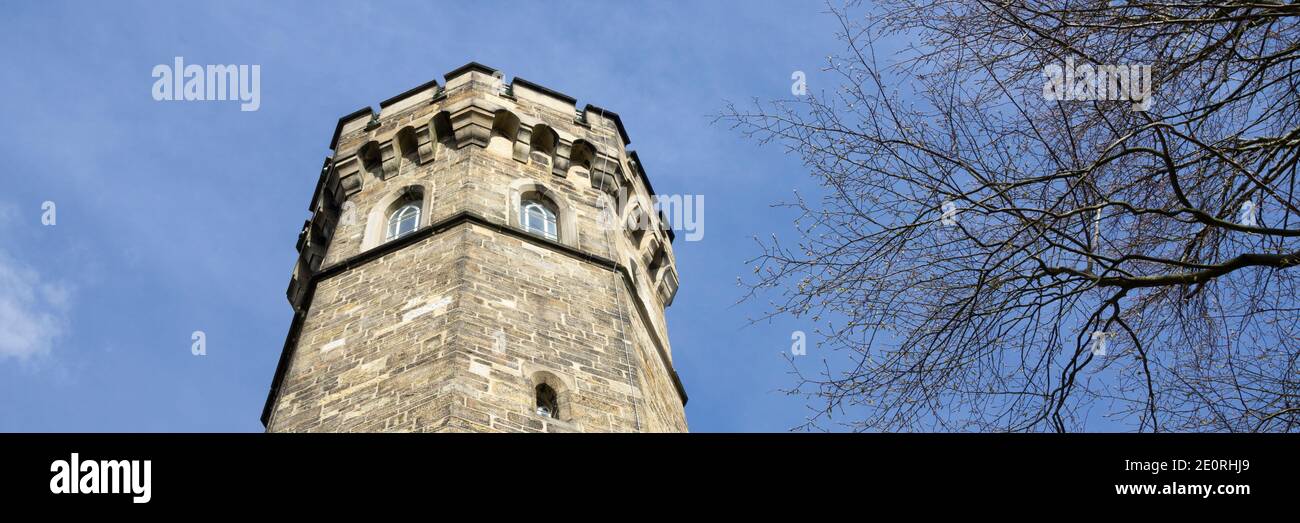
xmin=511 ymin=77 xmax=578 ymax=105
xmin=261 ymin=211 xmax=688 ymax=427
xmin=379 ymin=78 xmax=441 ymax=109
xmin=584 ymin=104 xmax=631 ymax=146
xmin=627 ymin=151 xmax=655 ymax=196
xmin=261 ymin=310 xmax=305 ymax=427
xmin=443 ymin=61 xmax=499 ymax=81
xmin=611 ymin=256 xmax=690 ymax=408
xmin=329 ymin=106 xmax=375 ymax=151
xmin=627 ymin=150 xmax=674 ymax=243
xmin=306 ymin=157 xmax=331 ymax=213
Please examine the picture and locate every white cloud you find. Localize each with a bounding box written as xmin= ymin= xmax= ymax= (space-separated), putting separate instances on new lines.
xmin=0 ymin=251 xmax=71 ymax=360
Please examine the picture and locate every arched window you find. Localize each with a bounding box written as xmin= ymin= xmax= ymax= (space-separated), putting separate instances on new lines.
xmin=535 ymin=383 xmax=559 ymax=418
xmin=386 ymin=202 xmax=420 ymax=241
xmin=521 ymin=198 xmax=558 ymax=241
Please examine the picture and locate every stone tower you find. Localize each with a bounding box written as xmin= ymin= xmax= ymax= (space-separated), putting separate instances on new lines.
xmin=262 ymin=63 xmax=687 ymax=432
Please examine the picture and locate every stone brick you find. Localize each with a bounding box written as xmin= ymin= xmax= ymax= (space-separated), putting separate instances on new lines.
xmin=265 ymin=62 xmax=687 ymax=433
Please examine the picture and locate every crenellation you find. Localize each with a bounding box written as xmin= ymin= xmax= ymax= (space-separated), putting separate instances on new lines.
xmin=264 ymin=62 xmax=686 ymax=433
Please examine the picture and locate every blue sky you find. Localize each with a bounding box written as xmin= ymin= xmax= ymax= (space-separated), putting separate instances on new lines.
xmin=0 ymin=1 xmax=849 ymax=431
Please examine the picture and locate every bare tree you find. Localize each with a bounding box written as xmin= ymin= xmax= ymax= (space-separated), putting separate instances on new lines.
xmin=720 ymin=0 xmax=1300 ymax=432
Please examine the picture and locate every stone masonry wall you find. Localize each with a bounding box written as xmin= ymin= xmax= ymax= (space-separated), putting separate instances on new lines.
xmin=266 ymin=63 xmax=686 ymax=432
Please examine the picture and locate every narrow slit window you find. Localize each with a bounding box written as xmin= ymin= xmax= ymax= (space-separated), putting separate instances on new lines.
xmin=535 ymin=383 xmax=559 ymax=418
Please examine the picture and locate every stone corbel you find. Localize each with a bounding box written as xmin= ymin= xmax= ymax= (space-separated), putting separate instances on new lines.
xmin=379 ymin=141 xmax=399 ymax=178
xmin=513 ymin=126 xmax=532 ymax=163
xmin=286 ymin=256 xmax=310 ymax=312
xmin=553 ymin=140 xmax=572 ymax=177
xmin=449 ymin=105 xmax=494 ymax=149
xmin=642 ymin=237 xmax=662 ymax=268
xmin=589 ymin=154 xmax=623 ymax=198
xmin=335 ymin=157 xmax=364 ymax=198
xmin=590 ymin=169 xmax=617 ymax=198
xmin=315 ymin=160 xmax=343 ymax=211
xmin=655 ymin=265 xmax=680 ymax=306
xmin=414 ymin=124 xmax=436 ymax=163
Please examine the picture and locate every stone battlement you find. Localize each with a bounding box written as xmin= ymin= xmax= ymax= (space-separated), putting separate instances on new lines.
xmin=264 ymin=62 xmax=688 ymax=433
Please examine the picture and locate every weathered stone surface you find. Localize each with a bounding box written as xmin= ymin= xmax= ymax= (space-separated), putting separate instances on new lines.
xmin=266 ymin=63 xmax=686 ymax=433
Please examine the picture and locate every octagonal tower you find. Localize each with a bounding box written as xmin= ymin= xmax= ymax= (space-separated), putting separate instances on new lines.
xmin=262 ymin=62 xmax=686 ymax=432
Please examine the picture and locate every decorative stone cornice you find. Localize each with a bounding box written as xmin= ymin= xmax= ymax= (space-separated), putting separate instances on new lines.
xmin=447 ymin=102 xmax=495 ymax=149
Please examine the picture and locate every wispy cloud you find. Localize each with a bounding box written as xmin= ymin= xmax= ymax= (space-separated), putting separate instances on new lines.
xmin=0 ymin=250 xmax=72 ymax=360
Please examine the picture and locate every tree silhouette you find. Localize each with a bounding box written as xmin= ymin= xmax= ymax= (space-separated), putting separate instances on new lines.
xmin=721 ymin=1 xmax=1300 ymax=432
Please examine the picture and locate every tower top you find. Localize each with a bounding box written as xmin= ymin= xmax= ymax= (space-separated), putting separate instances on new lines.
xmin=328 ymin=62 xmax=632 ymax=151
xmin=267 ymin=61 xmax=688 ymax=432
xmin=320 ymin=61 xmax=671 ymax=245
